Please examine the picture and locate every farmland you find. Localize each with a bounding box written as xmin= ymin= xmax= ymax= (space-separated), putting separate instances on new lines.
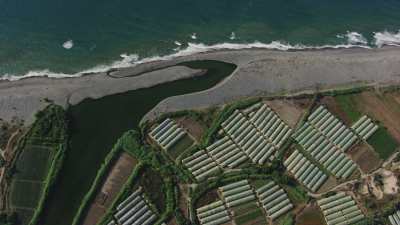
xmin=7 ymin=84 xmax=400 ymax=225
xmin=7 ymin=105 xmax=68 ymax=225
xmin=86 ymin=88 xmax=400 ymax=225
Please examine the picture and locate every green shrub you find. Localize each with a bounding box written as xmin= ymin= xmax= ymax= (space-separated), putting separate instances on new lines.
xmin=368 ymin=127 xmax=399 ymax=160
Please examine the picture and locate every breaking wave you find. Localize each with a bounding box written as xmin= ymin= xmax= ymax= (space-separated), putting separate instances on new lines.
xmin=373 ymin=30 xmax=400 ymax=47
xmin=337 ymin=31 xmax=368 ymax=45
xmin=4 ymin=29 xmax=400 ymax=81
xmin=62 ymin=40 xmax=74 ymax=49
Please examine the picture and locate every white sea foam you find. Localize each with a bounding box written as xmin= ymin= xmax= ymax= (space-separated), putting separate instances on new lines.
xmin=190 ymin=33 xmax=197 ymax=40
xmin=174 ymin=41 xmax=182 ymax=46
xmin=62 ymin=40 xmax=74 ymax=49
xmin=373 ymin=30 xmax=400 ymax=47
xmin=230 ymin=32 xmax=236 ymax=40
xmin=0 ymin=40 xmax=374 ymax=81
xmin=337 ymin=31 xmax=368 ymax=45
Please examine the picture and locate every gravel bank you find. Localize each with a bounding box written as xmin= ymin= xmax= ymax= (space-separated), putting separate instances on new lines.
xmin=0 ymin=66 xmax=203 ymax=124
xmin=2 ymin=47 xmax=400 ymax=125
xmin=143 ymin=47 xmax=400 ymax=122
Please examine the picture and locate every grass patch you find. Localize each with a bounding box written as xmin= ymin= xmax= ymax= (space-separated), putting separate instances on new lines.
xmin=368 ymin=127 xmax=399 ymax=160
xmin=283 ymin=182 xmax=309 ymax=205
xmin=14 ymin=146 xmax=54 ymax=181
xmin=278 ymin=213 xmax=294 ymax=225
xmin=251 ymin=179 xmax=271 ymax=189
xmin=234 ymin=208 xmax=265 ymax=225
xmin=138 ymin=167 xmax=165 ymax=213
xmin=232 ymin=202 xmax=259 ymax=216
xmin=335 ymin=94 xmax=362 ymax=123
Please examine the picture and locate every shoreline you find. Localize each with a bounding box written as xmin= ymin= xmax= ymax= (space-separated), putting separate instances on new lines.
xmin=2 ymin=46 xmax=400 ymax=125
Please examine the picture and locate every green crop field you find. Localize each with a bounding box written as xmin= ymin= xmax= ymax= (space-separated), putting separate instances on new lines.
xmin=368 ymin=127 xmax=399 ymax=160
xmin=232 ymin=202 xmax=259 ymax=215
xmin=8 ymin=105 xmax=68 ymax=225
xmin=335 ymin=94 xmax=362 ymax=123
xmin=14 ymin=146 xmax=54 ymax=181
xmin=251 ymin=179 xmax=271 ymax=189
xmin=284 ymin=184 xmax=309 ymax=204
xmin=10 ymin=181 xmax=43 ymax=209
xmin=234 ymin=208 xmax=265 ymax=225
xmin=14 ymin=208 xmax=35 ymax=225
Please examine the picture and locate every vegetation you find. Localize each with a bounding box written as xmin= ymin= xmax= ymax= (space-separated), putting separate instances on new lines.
xmin=283 ymin=180 xmax=310 ymax=204
xmin=7 ymin=104 xmax=68 ymax=225
xmin=46 ymin=89 xmax=400 ymax=225
xmin=28 ymin=144 xmax=66 ymax=225
xmin=368 ymin=126 xmax=399 ymax=159
xmin=98 ymin=163 xmax=144 ymax=225
xmin=279 ymin=213 xmax=295 ymax=225
xmin=335 ymin=94 xmax=362 ymax=122
xmin=71 ymin=133 xmax=124 ymax=225
xmin=234 ymin=208 xmax=264 ymax=225
xmin=167 ymin=134 xmax=195 ymax=159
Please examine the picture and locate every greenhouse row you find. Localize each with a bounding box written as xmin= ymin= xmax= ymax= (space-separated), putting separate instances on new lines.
xmin=219 ymin=180 xmax=256 ymax=208
xmin=182 ymin=149 xmax=221 ymax=181
xmin=284 ymin=150 xmax=328 ymax=192
xmin=206 ymin=136 xmax=248 ymax=169
xmin=149 ymin=118 xmax=187 ymax=150
xmin=388 ymin=210 xmax=400 ymax=225
xmin=255 ymin=181 xmax=293 ymax=220
xmin=304 ymin=105 xmax=358 ymax=152
xmin=351 ymin=115 xmax=379 ymax=140
xmin=196 ymin=200 xmax=232 ymax=225
xmin=294 ymin=122 xmax=357 ymax=179
xmin=108 ymin=187 xmax=157 ymax=225
xmin=221 ymin=110 xmax=279 ymax=164
xmin=248 ymin=103 xmax=293 ymax=148
xmin=317 ymin=192 xmax=364 ymax=225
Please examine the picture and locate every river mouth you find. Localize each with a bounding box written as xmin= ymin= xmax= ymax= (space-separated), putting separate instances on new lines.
xmin=38 ymin=60 xmax=236 ymax=225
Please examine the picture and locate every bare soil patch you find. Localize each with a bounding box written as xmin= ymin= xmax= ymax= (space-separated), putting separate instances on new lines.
xmin=167 ymin=217 xmax=179 ymax=225
xmin=356 ymin=92 xmax=400 ymax=142
xmin=347 ymin=143 xmax=382 ymax=174
xmin=296 ymin=203 xmax=325 ymax=225
xmin=176 ymin=116 xmax=207 ymax=142
xmin=81 ymin=153 xmax=137 ymax=225
xmin=195 ymin=189 xmax=219 ymax=209
xmin=320 ymin=96 xmax=352 ymax=126
xmin=317 ymin=176 xmax=337 ymax=194
xmin=178 ymin=184 xmax=190 ymax=218
xmin=264 ymin=98 xmax=310 ymax=128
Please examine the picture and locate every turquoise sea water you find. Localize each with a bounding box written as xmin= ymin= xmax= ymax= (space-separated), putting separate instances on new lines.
xmin=1 ymin=0 xmax=400 ymax=79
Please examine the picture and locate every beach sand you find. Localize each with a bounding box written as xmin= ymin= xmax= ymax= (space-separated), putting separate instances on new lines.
xmin=1 ymin=47 xmax=400 ymax=125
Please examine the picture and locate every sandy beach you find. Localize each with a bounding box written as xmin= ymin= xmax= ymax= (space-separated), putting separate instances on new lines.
xmin=1 ymin=47 xmax=400 ymax=125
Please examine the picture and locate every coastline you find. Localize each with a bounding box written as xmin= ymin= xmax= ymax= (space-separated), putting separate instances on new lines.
xmin=2 ymin=46 xmax=400 ymax=125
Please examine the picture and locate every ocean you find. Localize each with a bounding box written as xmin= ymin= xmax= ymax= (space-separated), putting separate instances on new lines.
xmin=1 ymin=0 xmax=400 ymax=80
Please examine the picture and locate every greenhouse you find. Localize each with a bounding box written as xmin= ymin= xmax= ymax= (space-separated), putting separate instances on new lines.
xmin=149 ymin=118 xmax=187 ymax=150
xmin=317 ymin=192 xmax=364 ymax=225
xmin=255 ymin=181 xmax=293 ymax=220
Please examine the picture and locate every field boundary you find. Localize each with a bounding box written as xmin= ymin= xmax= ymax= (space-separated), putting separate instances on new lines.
xmin=70 ymin=135 xmax=124 ymax=225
